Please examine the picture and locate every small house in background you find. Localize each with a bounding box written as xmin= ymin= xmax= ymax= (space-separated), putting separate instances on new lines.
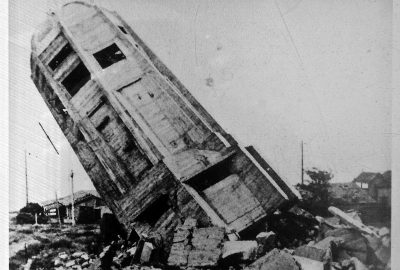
xmin=42 ymin=201 xmax=66 ymax=223
xmin=353 ymin=171 xmax=391 ymax=206
xmin=329 ymin=182 xmax=389 ymax=226
xmin=41 ymin=190 xmax=109 ymax=224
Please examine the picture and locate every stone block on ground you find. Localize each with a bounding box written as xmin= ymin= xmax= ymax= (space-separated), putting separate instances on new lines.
xmin=191 ymin=227 xmax=225 ymax=250
xmin=256 ymin=231 xmax=276 ymax=255
xmin=350 ymin=257 xmax=368 ymax=270
xmin=313 ymin=236 xmax=343 ymax=250
xmin=65 ymin=260 xmax=76 ymax=267
xmin=324 ymin=228 xmax=360 ymax=242
xmin=192 ymin=227 xmax=225 ymax=241
xmin=183 ymin=218 xmax=198 ymax=229
xmin=167 ymin=243 xmax=190 ymax=267
xmin=140 ymin=242 xmax=154 ymax=263
xmin=246 ymin=249 xmax=300 ymax=270
xmin=167 ymin=249 xmax=189 ymax=267
xmin=187 ymin=248 xmax=222 ymax=267
xmin=81 ymin=253 xmax=89 ymax=261
xmin=222 ymin=240 xmax=258 ymax=261
xmin=72 ymin=251 xmax=84 ymax=258
xmin=58 ymin=252 xmax=68 ymax=260
xmin=294 ymin=245 xmax=330 ymax=262
xmin=54 ymin=258 xmax=62 ymax=266
xmin=172 ymin=227 xmax=191 ymax=244
xmin=293 ymin=255 xmax=328 ymax=270
xmin=378 ymin=227 xmax=389 ymax=237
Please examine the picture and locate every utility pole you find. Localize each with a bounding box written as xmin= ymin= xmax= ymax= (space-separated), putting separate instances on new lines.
xmin=55 ymin=191 xmax=62 ymax=229
xmin=301 ymin=141 xmax=304 ymax=185
xmin=70 ymin=170 xmax=75 ymax=225
xmin=24 ymin=149 xmax=29 ymax=205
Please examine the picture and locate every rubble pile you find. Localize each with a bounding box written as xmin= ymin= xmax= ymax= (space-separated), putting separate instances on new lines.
xmin=18 ymin=206 xmax=391 ymax=270
xmin=53 ymin=251 xmax=95 ymax=270
xmin=168 ymin=218 xmax=225 ymax=268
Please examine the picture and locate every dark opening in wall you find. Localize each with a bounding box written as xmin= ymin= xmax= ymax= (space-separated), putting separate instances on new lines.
xmin=96 ymin=116 xmax=110 ymax=132
xmin=49 ymin=43 xmax=73 ymax=70
xmin=134 ymin=194 xmax=170 ymax=226
xmin=62 ymin=61 xmax=91 ymax=97
xmin=118 ymin=26 xmax=127 ymax=34
xmin=93 ymin=43 xmax=126 ymax=69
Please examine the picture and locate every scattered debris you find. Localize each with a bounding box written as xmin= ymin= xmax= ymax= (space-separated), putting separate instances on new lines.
xmin=246 ymin=249 xmax=300 ymax=270
xmin=10 ymin=206 xmax=391 ymax=270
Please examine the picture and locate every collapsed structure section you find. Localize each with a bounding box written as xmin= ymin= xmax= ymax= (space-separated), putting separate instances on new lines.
xmin=30 ymin=1 xmax=300 ymax=239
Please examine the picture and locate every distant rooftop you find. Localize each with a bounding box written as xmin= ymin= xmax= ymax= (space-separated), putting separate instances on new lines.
xmin=329 ymin=182 xmax=376 ymax=204
xmin=353 ymin=170 xmax=391 ymax=187
xmin=41 ymin=190 xmax=101 ymax=207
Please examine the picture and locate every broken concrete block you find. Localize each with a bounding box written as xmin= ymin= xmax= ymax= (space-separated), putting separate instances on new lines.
xmin=222 ymin=240 xmax=258 ymax=261
xmin=127 ymin=246 xmax=137 ymax=256
xmin=341 ymin=259 xmax=353 ymax=269
xmin=246 ymin=249 xmax=300 ymax=270
xmin=140 ymin=242 xmax=154 ymax=263
xmin=54 ymin=258 xmax=62 ymax=266
xmin=58 ymin=252 xmax=68 ymax=260
xmin=350 ymin=257 xmax=368 ymax=270
xmin=294 ymin=245 xmax=330 ymax=262
xmin=183 ymin=217 xmax=198 ymax=229
xmin=72 ymin=251 xmax=84 ymax=258
xmin=256 ymin=231 xmax=276 ymax=255
xmin=328 ymin=207 xmax=375 ymax=236
xmin=293 ymin=255 xmax=327 ymax=270
xmin=65 ymin=260 xmax=76 ymax=267
xmin=187 ymin=248 xmax=222 ymax=267
xmin=378 ymin=227 xmax=390 ymax=237
xmin=191 ymin=227 xmax=225 ymax=250
xmin=172 ymin=227 xmax=191 ymax=243
xmin=192 ymin=227 xmax=225 ymax=240
xmin=81 ymin=253 xmax=89 ymax=261
xmin=313 ymin=236 xmax=343 ymax=250
xmin=167 ymin=248 xmax=190 ymax=267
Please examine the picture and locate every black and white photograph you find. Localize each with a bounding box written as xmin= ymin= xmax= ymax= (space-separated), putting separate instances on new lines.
xmin=6 ymin=0 xmax=396 ymax=269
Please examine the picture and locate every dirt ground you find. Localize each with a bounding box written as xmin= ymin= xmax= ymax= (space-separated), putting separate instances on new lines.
xmin=9 ymin=217 xmax=102 ymax=270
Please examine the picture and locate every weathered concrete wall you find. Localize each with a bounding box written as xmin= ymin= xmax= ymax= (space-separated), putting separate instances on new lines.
xmin=30 ymin=1 xmax=299 ymax=240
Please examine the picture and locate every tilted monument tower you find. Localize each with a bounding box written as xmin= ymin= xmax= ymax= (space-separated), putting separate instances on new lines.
xmin=31 ymin=1 xmax=300 ymax=239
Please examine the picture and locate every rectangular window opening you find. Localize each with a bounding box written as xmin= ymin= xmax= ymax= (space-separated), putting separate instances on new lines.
xmin=49 ymin=43 xmax=73 ymax=70
xmin=135 ymin=195 xmax=170 ymax=226
xmin=61 ymin=61 xmax=91 ymax=97
xmin=93 ymin=43 xmax=126 ymax=69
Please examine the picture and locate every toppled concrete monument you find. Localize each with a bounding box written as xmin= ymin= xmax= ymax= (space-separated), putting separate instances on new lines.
xmin=30 ymin=0 xmax=300 ymax=242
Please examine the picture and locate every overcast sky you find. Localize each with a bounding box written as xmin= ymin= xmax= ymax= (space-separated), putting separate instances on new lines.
xmin=9 ymin=0 xmax=392 ymax=211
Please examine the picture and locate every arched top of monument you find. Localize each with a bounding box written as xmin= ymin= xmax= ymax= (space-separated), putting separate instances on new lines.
xmin=31 ymin=1 xmax=121 ymax=55
xmin=31 ymin=13 xmax=58 ymax=54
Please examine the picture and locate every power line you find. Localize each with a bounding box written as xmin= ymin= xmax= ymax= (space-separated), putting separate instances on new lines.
xmin=38 ymin=122 xmax=60 ymax=155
